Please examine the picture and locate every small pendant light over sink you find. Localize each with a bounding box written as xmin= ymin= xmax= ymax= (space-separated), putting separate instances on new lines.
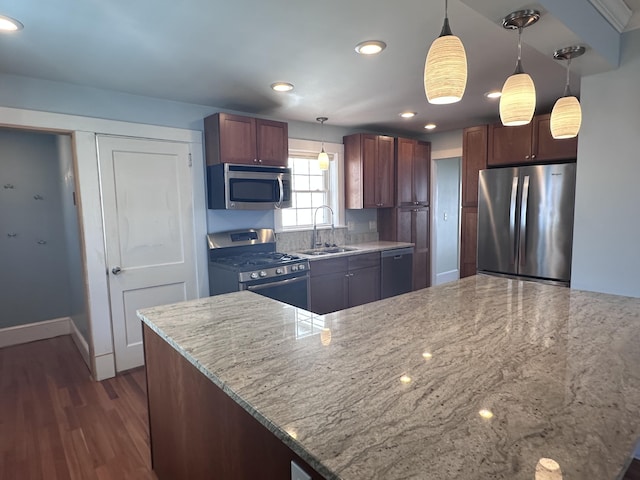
xmin=424 ymin=0 xmax=468 ymax=104
xmin=316 ymin=117 xmax=329 ymax=171
xmin=550 ymin=46 xmax=585 ymax=139
xmin=499 ymin=10 xmax=540 ymax=126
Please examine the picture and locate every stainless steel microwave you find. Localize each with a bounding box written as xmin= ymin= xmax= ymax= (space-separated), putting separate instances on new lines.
xmin=207 ymin=163 xmax=292 ymax=210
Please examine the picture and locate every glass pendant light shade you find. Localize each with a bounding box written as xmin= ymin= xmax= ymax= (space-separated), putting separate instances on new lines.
xmin=316 ymin=117 xmax=329 ymax=171
xmin=499 ymin=72 xmax=536 ymax=126
xmin=318 ymin=149 xmax=329 ymax=170
xmin=550 ymin=45 xmax=585 ymax=139
xmin=550 ymin=96 xmax=581 ymax=139
xmin=424 ymin=1 xmax=467 ymax=104
xmin=499 ymin=10 xmax=540 ymax=127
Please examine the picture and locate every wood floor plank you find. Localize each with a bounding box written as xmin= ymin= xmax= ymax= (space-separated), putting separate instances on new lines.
xmin=0 ymin=336 xmax=156 ymax=480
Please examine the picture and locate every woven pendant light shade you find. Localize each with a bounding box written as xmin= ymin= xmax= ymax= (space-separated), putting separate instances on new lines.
xmin=550 ymin=96 xmax=581 ymax=139
xmin=424 ymin=34 xmax=467 ymax=104
xmin=499 ymin=72 xmax=536 ymax=126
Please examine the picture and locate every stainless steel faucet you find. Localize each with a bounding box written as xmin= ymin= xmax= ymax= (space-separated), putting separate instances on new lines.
xmin=312 ymin=205 xmax=334 ymax=248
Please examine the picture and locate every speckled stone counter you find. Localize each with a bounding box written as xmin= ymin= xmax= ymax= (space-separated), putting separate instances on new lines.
xmin=137 ymin=275 xmax=640 ymax=480
xmin=294 ymin=241 xmax=415 ymax=260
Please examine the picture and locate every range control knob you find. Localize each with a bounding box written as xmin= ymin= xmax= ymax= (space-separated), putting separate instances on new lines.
xmin=291 ymin=265 xmax=298 ymax=272
xmin=298 ymin=264 xmax=306 ymax=271
xmin=250 ymin=272 xmax=259 ymax=279
xmin=275 ymin=268 xmax=283 ymax=274
xmin=259 ymin=270 xmax=268 ymax=277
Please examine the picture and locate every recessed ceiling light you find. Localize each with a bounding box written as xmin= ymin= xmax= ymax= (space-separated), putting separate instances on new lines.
xmin=424 ymin=123 xmax=437 ymax=130
xmin=355 ymin=40 xmax=387 ymax=55
xmin=400 ymin=112 xmax=416 ymax=118
xmin=0 ymin=15 xmax=23 ymax=32
xmin=485 ymin=90 xmax=502 ymax=99
xmin=270 ymin=82 xmax=294 ymax=92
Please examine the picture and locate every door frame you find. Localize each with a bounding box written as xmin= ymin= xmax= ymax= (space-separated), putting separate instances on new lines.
xmin=0 ymin=106 xmax=208 ymax=380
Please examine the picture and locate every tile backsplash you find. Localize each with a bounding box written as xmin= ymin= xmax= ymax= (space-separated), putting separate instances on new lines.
xmin=275 ymin=228 xmax=378 ymax=253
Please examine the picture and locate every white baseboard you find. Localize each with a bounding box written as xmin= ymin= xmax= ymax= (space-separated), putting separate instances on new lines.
xmin=70 ymin=320 xmax=91 ymax=370
xmin=93 ymin=352 xmax=116 ymax=381
xmin=0 ymin=317 xmax=72 ymax=349
xmin=435 ymin=269 xmax=460 ymax=286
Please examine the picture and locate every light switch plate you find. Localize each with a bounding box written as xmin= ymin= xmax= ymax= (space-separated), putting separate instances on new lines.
xmin=291 ymin=461 xmax=312 ymax=480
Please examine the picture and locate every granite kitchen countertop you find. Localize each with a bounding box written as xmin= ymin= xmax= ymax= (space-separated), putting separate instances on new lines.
xmin=137 ymin=275 xmax=640 ymax=480
xmin=294 ymin=241 xmax=415 ymax=260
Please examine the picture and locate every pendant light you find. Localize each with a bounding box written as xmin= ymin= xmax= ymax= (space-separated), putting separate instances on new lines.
xmin=550 ymin=46 xmax=585 ymax=139
xmin=499 ymin=10 xmax=540 ymax=126
xmin=424 ymin=0 xmax=467 ymax=104
xmin=316 ymin=117 xmax=329 ymax=171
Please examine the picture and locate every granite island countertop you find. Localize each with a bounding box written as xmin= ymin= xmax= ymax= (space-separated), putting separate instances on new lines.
xmin=137 ymin=275 xmax=640 ymax=480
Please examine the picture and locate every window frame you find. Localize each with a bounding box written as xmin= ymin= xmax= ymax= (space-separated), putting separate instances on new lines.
xmin=275 ymin=138 xmax=345 ymax=232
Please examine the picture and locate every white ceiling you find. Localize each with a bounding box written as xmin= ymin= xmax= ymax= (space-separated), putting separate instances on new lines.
xmin=0 ymin=0 xmax=636 ymax=136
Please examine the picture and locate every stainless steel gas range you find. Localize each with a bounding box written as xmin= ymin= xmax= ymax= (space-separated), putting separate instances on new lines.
xmin=207 ymin=229 xmax=309 ymax=309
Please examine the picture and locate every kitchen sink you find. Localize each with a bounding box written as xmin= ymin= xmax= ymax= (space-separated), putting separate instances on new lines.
xmin=299 ymin=246 xmax=359 ymax=256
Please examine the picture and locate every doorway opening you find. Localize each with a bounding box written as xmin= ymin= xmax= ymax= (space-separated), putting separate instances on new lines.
xmin=432 ymin=156 xmax=461 ymax=286
xmin=0 ymin=127 xmax=91 ymax=368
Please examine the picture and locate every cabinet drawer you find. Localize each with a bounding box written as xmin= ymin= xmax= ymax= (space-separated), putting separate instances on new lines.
xmin=309 ymin=257 xmax=348 ymax=277
xmin=348 ymin=252 xmax=379 ymax=270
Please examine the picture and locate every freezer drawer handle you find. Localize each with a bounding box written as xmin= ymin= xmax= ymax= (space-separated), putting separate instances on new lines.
xmin=519 ymin=176 xmax=530 ymax=267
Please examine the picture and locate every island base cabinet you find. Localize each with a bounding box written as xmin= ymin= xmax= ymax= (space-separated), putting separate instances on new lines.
xmin=143 ymin=325 xmax=324 ymax=480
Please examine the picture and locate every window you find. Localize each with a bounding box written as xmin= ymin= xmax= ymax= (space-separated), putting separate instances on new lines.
xmin=276 ymin=138 xmax=344 ymax=231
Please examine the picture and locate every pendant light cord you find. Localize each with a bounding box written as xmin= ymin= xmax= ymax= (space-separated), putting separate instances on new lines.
xmin=514 ymin=27 xmax=524 ymax=74
xmin=564 ymin=57 xmax=572 ymax=97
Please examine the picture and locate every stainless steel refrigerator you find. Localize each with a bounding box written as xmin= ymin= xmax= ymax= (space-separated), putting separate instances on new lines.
xmin=477 ymin=163 xmax=576 ymax=284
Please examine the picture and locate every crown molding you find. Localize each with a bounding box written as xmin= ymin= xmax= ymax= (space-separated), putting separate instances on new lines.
xmin=589 ymin=0 xmax=632 ymax=32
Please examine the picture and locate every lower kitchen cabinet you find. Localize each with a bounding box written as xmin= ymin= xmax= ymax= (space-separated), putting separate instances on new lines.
xmin=309 ymin=253 xmax=380 ymax=315
xmin=378 ymin=206 xmax=430 ymax=290
xmin=460 ymin=206 xmax=478 ymax=278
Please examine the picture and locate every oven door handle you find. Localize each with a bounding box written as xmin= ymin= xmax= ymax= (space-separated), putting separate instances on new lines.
xmin=246 ymin=275 xmax=308 ymax=291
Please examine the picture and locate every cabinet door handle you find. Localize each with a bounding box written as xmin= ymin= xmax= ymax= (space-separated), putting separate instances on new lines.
xmin=253 ymin=159 xmax=258 ymax=163
xmin=525 ymin=155 xmax=530 ymax=159
xmin=531 ymin=154 xmax=536 ymax=159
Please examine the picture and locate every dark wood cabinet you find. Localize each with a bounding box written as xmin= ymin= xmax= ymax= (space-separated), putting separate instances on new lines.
xmin=378 ymin=206 xmax=430 ymax=290
xmin=460 ymin=207 xmax=478 ymax=279
xmin=462 ymin=126 xmax=488 ymax=207
xmin=396 ymin=137 xmax=430 ymax=206
xmin=460 ymin=126 xmax=488 ymax=278
xmin=143 ymin=325 xmax=324 ymax=480
xmin=488 ymin=114 xmax=577 ymax=166
xmin=309 ymin=253 xmax=380 ymax=314
xmin=344 ymin=133 xmax=395 ymax=208
xmin=204 ymin=112 xmax=288 ymax=166
xmin=533 ymin=114 xmax=579 ymax=161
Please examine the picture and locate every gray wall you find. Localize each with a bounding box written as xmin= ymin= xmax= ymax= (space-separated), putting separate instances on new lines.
xmin=57 ymin=136 xmax=89 ymax=340
xmin=0 ymin=129 xmax=72 ymax=327
xmin=571 ymin=28 xmax=640 ymax=298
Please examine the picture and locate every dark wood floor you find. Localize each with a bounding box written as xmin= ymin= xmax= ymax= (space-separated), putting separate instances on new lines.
xmin=0 ymin=335 xmax=156 ymax=480
xmin=1 ymin=335 xmax=639 ymax=480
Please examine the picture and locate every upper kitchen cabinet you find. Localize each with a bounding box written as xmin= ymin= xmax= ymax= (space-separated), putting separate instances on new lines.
xmin=344 ymin=133 xmax=395 ymax=209
xmin=462 ymin=125 xmax=488 ymax=207
xmin=396 ymin=137 xmax=430 ymax=207
xmin=488 ymin=114 xmax=577 ymax=166
xmin=204 ymin=112 xmax=289 ymax=167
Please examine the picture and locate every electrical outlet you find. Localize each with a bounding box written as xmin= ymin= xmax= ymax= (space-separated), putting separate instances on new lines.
xmin=347 ymin=221 xmax=355 ymax=231
xmin=369 ymin=220 xmax=377 ymax=231
xmin=291 ymin=461 xmax=312 ymax=480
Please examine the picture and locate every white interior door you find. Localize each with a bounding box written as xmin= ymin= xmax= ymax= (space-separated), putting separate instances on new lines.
xmin=98 ymin=135 xmax=198 ymax=372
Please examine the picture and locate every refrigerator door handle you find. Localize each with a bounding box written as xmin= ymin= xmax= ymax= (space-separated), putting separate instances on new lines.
xmin=509 ymin=176 xmax=519 ymax=266
xmin=519 ymin=175 xmax=530 ymax=267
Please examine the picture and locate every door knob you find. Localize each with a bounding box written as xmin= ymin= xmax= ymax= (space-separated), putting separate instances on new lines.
xmin=111 ymin=266 xmax=122 ymax=275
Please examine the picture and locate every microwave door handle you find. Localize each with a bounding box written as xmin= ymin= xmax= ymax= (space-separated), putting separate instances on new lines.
xmin=275 ymin=175 xmax=284 ymax=209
